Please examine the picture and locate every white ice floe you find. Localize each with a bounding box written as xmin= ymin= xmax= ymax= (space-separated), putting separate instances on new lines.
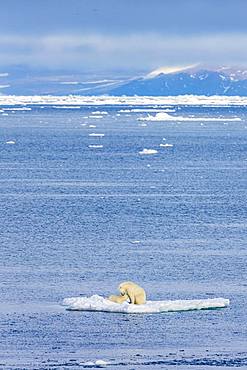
xmin=52 ymin=105 xmax=81 ymax=109
xmin=81 ymin=359 xmax=109 ymax=367
xmin=91 ymin=111 xmax=108 ymax=115
xmin=63 ymin=295 xmax=230 ymax=314
xmin=139 ymin=149 xmax=158 ymax=155
xmin=2 ymin=107 xmax=32 ymax=111
xmin=138 ymin=112 xmax=241 ymax=122
xmin=89 ymin=133 xmax=105 ymax=137
xmin=88 ymin=145 xmax=103 ymax=148
xmin=160 ymin=143 xmax=173 ymax=147
xmin=6 ymin=140 xmax=16 ymax=144
xmin=119 ymin=108 xmax=175 ymax=113
xmin=89 ymin=115 xmax=103 ymax=119
xmin=0 ymin=95 xmax=247 ymax=107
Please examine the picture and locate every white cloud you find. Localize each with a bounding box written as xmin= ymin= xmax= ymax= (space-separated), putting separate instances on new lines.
xmin=0 ymin=33 xmax=247 ymax=70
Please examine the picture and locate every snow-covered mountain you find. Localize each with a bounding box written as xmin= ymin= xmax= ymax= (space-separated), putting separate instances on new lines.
xmin=1 ymin=65 xmax=247 ymax=96
xmin=106 ymin=66 xmax=247 ymax=96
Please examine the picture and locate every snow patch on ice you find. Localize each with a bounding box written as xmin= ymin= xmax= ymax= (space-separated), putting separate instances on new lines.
xmin=63 ymin=295 xmax=230 ymax=314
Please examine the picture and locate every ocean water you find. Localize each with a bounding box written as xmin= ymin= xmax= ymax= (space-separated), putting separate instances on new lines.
xmin=0 ymin=104 xmax=247 ymax=369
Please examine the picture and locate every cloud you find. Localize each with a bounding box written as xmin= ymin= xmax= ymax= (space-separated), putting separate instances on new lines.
xmin=0 ymin=32 xmax=247 ymax=71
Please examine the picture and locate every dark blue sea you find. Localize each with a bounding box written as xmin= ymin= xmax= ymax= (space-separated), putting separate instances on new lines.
xmin=0 ymin=104 xmax=246 ymax=369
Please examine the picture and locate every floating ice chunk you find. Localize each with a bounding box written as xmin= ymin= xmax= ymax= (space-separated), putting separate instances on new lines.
xmin=89 ymin=125 xmax=96 ymax=128
xmin=91 ymin=111 xmax=108 ymax=115
xmin=160 ymin=143 xmax=173 ymax=147
xmin=138 ymin=112 xmax=174 ymax=121
xmin=0 ymin=95 xmax=247 ymax=107
xmin=89 ymin=133 xmax=105 ymax=137
xmin=3 ymin=107 xmax=32 ymax=111
xmin=80 ymin=359 xmax=109 ymax=367
xmin=139 ymin=149 xmax=158 ymax=155
xmin=52 ymin=105 xmax=81 ymax=109
xmin=138 ymin=112 xmax=241 ymax=122
xmin=130 ymin=240 xmax=141 ymax=244
xmin=2 ymin=113 xmax=8 ymax=116
xmin=95 ymin=360 xmax=109 ymax=366
xmin=89 ymin=115 xmax=103 ymax=119
xmin=6 ymin=140 xmax=16 ymax=144
xmin=139 ymin=123 xmax=147 ymax=127
xmin=63 ymin=295 xmax=230 ymax=314
xmin=88 ymin=145 xmax=103 ymax=149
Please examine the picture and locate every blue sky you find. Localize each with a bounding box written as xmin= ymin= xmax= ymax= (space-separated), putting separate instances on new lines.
xmin=0 ymin=0 xmax=247 ymax=72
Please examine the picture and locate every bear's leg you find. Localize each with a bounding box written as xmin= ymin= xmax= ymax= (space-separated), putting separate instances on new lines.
xmin=128 ymin=292 xmax=136 ymax=304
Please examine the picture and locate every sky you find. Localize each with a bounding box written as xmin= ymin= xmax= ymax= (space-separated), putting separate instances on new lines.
xmin=0 ymin=0 xmax=247 ymax=73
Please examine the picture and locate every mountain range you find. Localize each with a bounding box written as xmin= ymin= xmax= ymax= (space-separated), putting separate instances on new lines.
xmin=1 ymin=65 xmax=247 ymax=96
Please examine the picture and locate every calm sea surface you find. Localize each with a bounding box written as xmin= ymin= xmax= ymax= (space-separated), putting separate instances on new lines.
xmin=0 ymin=105 xmax=246 ymax=369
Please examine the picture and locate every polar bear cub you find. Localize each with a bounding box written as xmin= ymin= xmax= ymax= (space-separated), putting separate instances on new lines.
xmin=108 ymin=281 xmax=146 ymax=305
xmin=108 ymin=293 xmax=129 ymax=304
xmin=119 ymin=281 xmax=146 ymax=304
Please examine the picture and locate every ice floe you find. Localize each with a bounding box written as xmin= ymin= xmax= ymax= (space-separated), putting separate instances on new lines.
xmin=138 ymin=112 xmax=241 ymax=122
xmin=52 ymin=105 xmax=81 ymax=109
xmin=88 ymin=133 xmax=105 ymax=137
xmin=2 ymin=107 xmax=32 ymax=111
xmin=160 ymin=143 xmax=173 ymax=147
xmin=81 ymin=359 xmax=109 ymax=367
xmin=63 ymin=295 xmax=230 ymax=314
xmin=89 ymin=115 xmax=103 ymax=119
xmin=91 ymin=111 xmax=108 ymax=115
xmin=0 ymin=95 xmax=247 ymax=107
xmin=139 ymin=149 xmax=158 ymax=155
xmin=5 ymin=140 xmax=16 ymax=144
xmin=88 ymin=145 xmax=103 ymax=149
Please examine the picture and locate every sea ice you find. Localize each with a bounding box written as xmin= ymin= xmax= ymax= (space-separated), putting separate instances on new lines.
xmin=88 ymin=145 xmax=103 ymax=148
xmin=89 ymin=133 xmax=105 ymax=137
xmin=0 ymin=95 xmax=247 ymax=107
xmin=6 ymin=140 xmax=16 ymax=144
xmin=63 ymin=295 xmax=230 ymax=314
xmin=139 ymin=149 xmax=158 ymax=155
xmin=159 ymin=143 xmax=173 ymax=147
xmin=138 ymin=112 xmax=241 ymax=122
xmin=91 ymin=111 xmax=108 ymax=115
xmin=80 ymin=359 xmax=109 ymax=367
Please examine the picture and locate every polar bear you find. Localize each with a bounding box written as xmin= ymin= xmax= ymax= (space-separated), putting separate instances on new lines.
xmin=118 ymin=281 xmax=146 ymax=305
xmin=108 ymin=293 xmax=129 ymax=304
